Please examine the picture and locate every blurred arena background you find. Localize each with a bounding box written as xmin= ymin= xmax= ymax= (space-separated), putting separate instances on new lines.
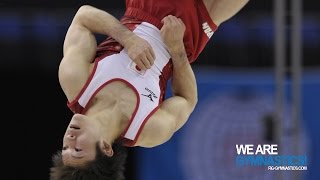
xmin=1 ymin=0 xmax=319 ymax=180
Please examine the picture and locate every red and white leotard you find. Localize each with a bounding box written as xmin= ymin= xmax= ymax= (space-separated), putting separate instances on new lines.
xmin=68 ymin=23 xmax=171 ymax=146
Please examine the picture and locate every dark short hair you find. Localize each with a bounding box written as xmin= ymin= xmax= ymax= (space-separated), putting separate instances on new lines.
xmin=50 ymin=142 xmax=128 ymax=180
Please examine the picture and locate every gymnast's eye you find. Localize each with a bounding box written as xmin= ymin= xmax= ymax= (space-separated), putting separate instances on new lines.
xmin=62 ymin=146 xmax=68 ymax=150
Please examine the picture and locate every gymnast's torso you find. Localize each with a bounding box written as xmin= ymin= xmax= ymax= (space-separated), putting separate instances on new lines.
xmin=68 ymin=22 xmax=172 ymax=147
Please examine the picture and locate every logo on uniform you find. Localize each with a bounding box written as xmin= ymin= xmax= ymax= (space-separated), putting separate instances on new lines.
xmin=141 ymin=87 xmax=158 ymax=102
xmin=129 ymin=61 xmax=146 ymax=76
xmin=202 ymin=22 xmax=214 ymax=38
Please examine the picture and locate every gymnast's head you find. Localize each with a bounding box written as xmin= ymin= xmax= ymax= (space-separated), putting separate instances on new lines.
xmin=49 ymin=114 xmax=127 ymax=180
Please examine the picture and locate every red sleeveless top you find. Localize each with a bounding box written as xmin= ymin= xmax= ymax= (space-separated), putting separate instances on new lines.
xmin=97 ymin=0 xmax=217 ymax=63
xmin=124 ymin=0 xmax=217 ymax=63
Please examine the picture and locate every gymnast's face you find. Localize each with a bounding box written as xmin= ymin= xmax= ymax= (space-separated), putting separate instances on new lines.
xmin=62 ymin=114 xmax=100 ymax=166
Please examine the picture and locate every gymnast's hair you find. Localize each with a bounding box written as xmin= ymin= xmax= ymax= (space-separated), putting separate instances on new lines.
xmin=50 ymin=142 xmax=127 ymax=180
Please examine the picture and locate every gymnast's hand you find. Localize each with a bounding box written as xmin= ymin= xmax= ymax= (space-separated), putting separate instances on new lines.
xmin=124 ymin=34 xmax=155 ymax=71
xmin=160 ymin=15 xmax=186 ymax=58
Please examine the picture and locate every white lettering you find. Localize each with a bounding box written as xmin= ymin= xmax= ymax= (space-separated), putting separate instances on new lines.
xmin=255 ymin=145 xmax=263 ymax=155
xmin=236 ymin=144 xmax=254 ymax=155
xmin=270 ymin=144 xmax=278 ymax=155
xmin=237 ymin=144 xmax=278 ymax=155
xmin=202 ymin=22 xmax=214 ymax=38
xmin=247 ymin=144 xmax=254 ymax=155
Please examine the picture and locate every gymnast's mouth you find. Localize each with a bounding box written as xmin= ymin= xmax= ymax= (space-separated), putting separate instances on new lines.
xmin=70 ymin=124 xmax=80 ymax=129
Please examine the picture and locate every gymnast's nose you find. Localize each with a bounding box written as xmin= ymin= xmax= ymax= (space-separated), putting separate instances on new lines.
xmin=67 ymin=134 xmax=76 ymax=139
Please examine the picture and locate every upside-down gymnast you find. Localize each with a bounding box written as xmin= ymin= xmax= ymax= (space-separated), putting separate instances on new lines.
xmin=50 ymin=0 xmax=249 ymax=179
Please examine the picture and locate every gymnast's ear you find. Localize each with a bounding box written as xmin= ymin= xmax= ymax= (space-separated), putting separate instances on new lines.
xmin=99 ymin=140 xmax=114 ymax=157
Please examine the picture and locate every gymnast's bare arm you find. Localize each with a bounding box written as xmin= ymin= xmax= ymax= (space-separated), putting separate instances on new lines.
xmin=135 ymin=16 xmax=198 ymax=148
xmin=59 ymin=5 xmax=155 ymax=102
xmin=203 ymin=0 xmax=249 ymax=26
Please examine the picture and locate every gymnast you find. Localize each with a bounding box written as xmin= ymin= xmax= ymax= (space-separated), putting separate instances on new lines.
xmin=50 ymin=0 xmax=249 ymax=179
